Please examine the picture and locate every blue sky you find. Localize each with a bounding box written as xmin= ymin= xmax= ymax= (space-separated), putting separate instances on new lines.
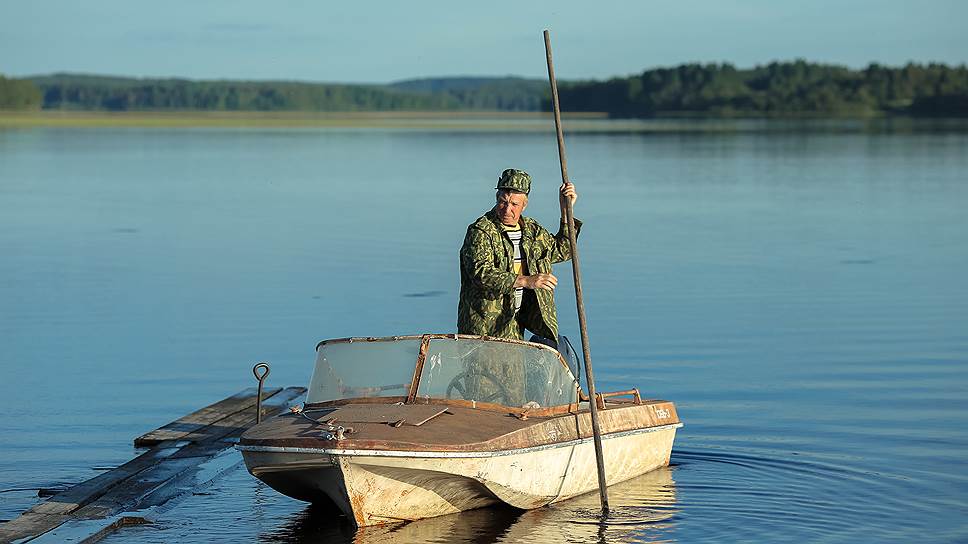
xmin=2 ymin=0 xmax=965 ymax=82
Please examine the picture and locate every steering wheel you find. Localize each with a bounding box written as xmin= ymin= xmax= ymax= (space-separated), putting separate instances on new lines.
xmin=446 ymin=369 xmax=512 ymax=405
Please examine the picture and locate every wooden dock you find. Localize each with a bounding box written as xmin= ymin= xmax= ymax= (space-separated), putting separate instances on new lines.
xmin=0 ymin=386 xmax=305 ymax=543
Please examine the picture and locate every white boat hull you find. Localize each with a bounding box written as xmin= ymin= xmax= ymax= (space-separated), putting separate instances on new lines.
xmin=240 ymin=423 xmax=680 ymax=526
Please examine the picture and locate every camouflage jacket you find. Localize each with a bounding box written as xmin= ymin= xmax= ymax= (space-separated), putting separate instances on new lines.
xmin=458 ymin=209 xmax=582 ymax=340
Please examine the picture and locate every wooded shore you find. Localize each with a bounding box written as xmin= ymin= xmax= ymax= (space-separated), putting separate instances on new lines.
xmin=3 ymin=61 xmax=967 ymax=118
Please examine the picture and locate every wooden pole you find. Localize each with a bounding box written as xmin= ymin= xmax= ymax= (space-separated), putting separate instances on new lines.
xmin=543 ymin=28 xmax=610 ymax=514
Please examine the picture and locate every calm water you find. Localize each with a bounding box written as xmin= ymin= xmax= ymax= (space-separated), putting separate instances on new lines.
xmin=1 ymin=121 xmax=966 ymax=542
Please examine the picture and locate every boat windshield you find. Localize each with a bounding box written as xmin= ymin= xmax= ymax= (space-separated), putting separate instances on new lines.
xmin=306 ymin=338 xmax=421 ymax=404
xmin=306 ymin=336 xmax=579 ymax=407
xmin=415 ymin=338 xmax=578 ymax=408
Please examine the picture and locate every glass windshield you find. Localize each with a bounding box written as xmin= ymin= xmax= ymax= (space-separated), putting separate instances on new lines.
xmin=306 ymin=339 xmax=420 ymax=403
xmin=416 ymin=338 xmax=578 ymax=408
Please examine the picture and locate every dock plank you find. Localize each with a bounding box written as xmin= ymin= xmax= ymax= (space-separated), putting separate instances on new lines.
xmin=135 ymin=447 xmax=243 ymax=513
xmin=0 ymin=387 xmax=305 ymax=544
xmin=29 ymin=514 xmax=151 ymax=544
xmin=133 ymin=386 xmax=282 ymax=447
xmin=70 ymin=458 xmax=204 ymax=520
xmin=171 ymin=387 xmax=306 ymax=453
xmin=0 ymin=513 xmax=69 ymax=543
xmin=26 ymin=443 xmax=181 ymax=516
xmin=62 ymin=388 xmax=306 ymax=522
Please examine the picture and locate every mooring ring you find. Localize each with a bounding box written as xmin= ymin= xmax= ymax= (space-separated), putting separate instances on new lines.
xmin=253 ymin=362 xmax=270 ymax=382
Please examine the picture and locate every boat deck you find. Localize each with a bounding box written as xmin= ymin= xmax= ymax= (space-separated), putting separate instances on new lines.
xmin=240 ymin=398 xmax=680 ymax=453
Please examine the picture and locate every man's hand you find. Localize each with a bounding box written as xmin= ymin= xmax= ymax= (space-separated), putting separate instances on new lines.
xmin=559 ymin=181 xmax=578 ymax=212
xmin=514 ymin=273 xmax=558 ymax=291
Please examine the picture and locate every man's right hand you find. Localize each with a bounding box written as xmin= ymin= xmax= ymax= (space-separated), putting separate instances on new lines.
xmin=515 ymin=273 xmax=558 ymax=291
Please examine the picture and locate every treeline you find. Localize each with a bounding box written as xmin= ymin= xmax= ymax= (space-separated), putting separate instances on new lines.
xmin=27 ymin=74 xmax=458 ymax=111
xmin=389 ymin=77 xmax=546 ymax=111
xmin=4 ymin=74 xmax=547 ymax=112
xmin=2 ymin=61 xmax=967 ymax=116
xmin=554 ymin=61 xmax=968 ymax=117
xmin=0 ymin=76 xmax=43 ymax=109
xmin=9 ymin=74 xmax=545 ymax=112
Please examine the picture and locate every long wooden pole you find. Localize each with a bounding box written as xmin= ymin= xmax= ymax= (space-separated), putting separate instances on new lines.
xmin=543 ymin=29 xmax=610 ymax=514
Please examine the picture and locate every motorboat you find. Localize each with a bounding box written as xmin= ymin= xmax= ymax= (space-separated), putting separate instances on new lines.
xmin=237 ymin=334 xmax=682 ymax=527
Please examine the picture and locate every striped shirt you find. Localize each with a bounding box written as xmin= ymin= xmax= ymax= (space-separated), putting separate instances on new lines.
xmin=503 ymin=224 xmax=524 ymax=311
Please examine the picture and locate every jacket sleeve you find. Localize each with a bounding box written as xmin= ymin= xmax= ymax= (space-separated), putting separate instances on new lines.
xmin=460 ymin=226 xmax=517 ymax=299
xmin=545 ymin=217 xmax=583 ymax=264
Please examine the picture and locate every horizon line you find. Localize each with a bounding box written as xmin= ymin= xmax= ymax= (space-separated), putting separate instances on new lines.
xmin=11 ymin=58 xmax=968 ymax=86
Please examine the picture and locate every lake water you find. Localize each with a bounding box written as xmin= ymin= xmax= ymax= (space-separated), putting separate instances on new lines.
xmin=1 ymin=120 xmax=966 ymax=542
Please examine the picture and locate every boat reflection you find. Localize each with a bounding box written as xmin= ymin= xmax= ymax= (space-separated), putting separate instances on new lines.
xmin=263 ymin=466 xmax=677 ymax=544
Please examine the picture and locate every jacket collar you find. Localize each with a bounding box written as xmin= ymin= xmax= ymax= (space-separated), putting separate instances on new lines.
xmin=485 ymin=209 xmax=533 ymax=236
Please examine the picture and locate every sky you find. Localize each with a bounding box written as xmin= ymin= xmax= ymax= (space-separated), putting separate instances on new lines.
xmin=2 ymin=0 xmax=966 ymax=83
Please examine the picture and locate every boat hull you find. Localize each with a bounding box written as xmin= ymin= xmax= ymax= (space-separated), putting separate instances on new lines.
xmin=240 ymin=423 xmax=680 ymax=526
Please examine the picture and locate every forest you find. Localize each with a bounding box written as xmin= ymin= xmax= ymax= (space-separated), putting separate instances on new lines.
xmin=1 ymin=61 xmax=966 ymax=117
xmin=0 ymin=75 xmax=43 ymax=109
xmin=554 ymin=61 xmax=968 ymax=117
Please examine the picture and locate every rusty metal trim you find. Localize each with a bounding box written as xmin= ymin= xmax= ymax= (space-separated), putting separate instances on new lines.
xmin=316 ymin=335 xmax=425 ymax=352
xmin=302 ymin=396 xmax=675 ymax=419
xmin=236 ymin=423 xmax=684 ymax=458
xmin=316 ymin=334 xmax=573 ymax=374
xmin=420 ymin=333 xmax=579 ymax=389
xmin=305 ymin=396 xmax=408 ymax=410
xmin=596 ymin=388 xmax=642 ymax=409
xmin=305 ymin=396 xmax=585 ymax=419
xmin=406 ymin=336 xmax=431 ymax=404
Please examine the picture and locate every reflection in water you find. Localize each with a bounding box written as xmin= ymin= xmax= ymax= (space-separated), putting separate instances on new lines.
xmin=531 ymin=468 xmax=677 ymax=544
xmin=261 ymin=468 xmax=676 ymax=544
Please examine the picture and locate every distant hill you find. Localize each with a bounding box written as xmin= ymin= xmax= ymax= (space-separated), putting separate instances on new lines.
xmin=2 ymin=61 xmax=967 ymax=117
xmin=22 ymin=74 xmax=549 ymax=113
xmin=389 ymin=77 xmax=547 ymax=110
xmin=0 ymin=75 xmax=42 ymax=110
xmin=26 ymin=73 xmax=460 ymax=112
xmin=388 ymin=76 xmax=538 ymax=93
xmin=554 ymin=61 xmax=968 ymax=117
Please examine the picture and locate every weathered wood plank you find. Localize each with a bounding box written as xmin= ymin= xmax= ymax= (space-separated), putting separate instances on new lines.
xmin=127 ymin=446 xmax=243 ymax=514
xmin=133 ymin=386 xmax=282 ymax=447
xmin=70 ymin=457 xmax=204 ymax=519
xmin=1 ymin=387 xmax=305 ymax=543
xmin=29 ymin=448 xmax=243 ymax=544
xmin=0 ymin=512 xmax=70 ymax=543
xmin=171 ymin=387 xmax=306 ymax=457
xmin=29 ymin=514 xmax=151 ymax=544
xmin=64 ymin=387 xmax=306 ymax=520
xmin=25 ymin=443 xmax=181 ymax=516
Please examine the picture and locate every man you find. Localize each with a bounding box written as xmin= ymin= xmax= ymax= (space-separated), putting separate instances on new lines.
xmin=458 ymin=168 xmax=580 ymax=342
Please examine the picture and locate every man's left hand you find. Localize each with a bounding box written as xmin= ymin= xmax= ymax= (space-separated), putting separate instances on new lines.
xmin=559 ymin=181 xmax=578 ymax=211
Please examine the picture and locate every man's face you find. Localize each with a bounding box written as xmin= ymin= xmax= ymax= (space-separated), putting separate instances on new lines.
xmin=495 ymin=190 xmax=528 ymax=226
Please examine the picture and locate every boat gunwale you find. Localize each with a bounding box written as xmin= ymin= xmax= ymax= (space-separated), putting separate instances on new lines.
xmin=237 ymin=422 xmax=683 ymax=459
xmin=301 ymin=394 xmax=668 ymax=419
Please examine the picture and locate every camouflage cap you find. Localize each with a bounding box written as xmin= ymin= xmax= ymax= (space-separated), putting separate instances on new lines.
xmin=495 ymin=168 xmax=531 ymax=195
